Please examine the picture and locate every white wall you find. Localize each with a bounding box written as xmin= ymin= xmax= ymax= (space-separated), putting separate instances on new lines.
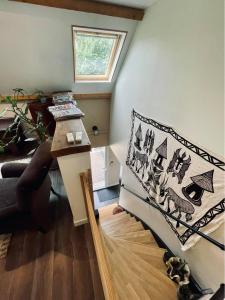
xmin=110 ymin=0 xmax=224 ymax=293
xmin=77 ymin=99 xmax=111 ymax=147
xmin=0 ymin=0 xmax=137 ymax=94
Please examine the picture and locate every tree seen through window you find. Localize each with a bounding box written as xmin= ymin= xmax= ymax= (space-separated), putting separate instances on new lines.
xmin=72 ymin=27 xmax=127 ymax=82
xmin=75 ymin=33 xmax=115 ymax=76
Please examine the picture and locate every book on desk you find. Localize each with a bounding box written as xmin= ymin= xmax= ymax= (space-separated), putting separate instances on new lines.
xmin=48 ymin=103 xmax=84 ymax=121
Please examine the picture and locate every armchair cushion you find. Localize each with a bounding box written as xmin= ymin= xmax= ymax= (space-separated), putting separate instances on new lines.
xmin=16 ymin=141 xmax=52 ymax=210
xmin=0 ymin=178 xmax=19 ymax=218
xmin=17 ymin=141 xmax=52 ymax=190
xmin=1 ymin=163 xmax=28 ymax=178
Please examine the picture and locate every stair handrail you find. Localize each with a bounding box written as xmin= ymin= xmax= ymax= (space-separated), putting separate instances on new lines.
xmin=80 ymin=172 xmax=117 ymax=300
xmin=121 ymin=184 xmax=225 ymax=251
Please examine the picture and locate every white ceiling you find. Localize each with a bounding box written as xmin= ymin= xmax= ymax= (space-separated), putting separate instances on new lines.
xmin=99 ymin=0 xmax=157 ymax=9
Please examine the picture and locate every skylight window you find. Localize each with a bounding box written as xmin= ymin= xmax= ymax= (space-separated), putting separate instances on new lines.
xmin=72 ymin=26 xmax=127 ymax=82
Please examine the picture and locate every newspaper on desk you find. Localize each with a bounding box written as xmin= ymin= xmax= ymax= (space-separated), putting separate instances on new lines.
xmin=48 ymin=103 xmax=84 ymax=121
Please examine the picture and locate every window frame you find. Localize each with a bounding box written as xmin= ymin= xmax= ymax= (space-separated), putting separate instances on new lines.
xmin=72 ymin=26 xmax=127 ymax=83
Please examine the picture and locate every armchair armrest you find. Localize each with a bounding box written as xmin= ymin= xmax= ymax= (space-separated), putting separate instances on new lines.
xmin=1 ymin=163 xmax=28 ymax=178
xmin=31 ymin=174 xmax=51 ymax=232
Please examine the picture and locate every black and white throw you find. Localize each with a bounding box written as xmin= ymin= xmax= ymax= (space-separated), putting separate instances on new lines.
xmin=126 ymin=110 xmax=225 ymax=250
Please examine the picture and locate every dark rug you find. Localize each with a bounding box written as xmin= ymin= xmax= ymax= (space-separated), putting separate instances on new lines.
xmin=97 ymin=185 xmax=120 ymax=202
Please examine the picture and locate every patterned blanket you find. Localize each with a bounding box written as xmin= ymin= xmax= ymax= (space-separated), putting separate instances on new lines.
xmin=126 ymin=110 xmax=225 ymax=250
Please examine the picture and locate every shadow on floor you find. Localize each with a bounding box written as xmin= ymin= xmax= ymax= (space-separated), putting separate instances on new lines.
xmin=4 ymin=170 xmax=74 ymax=271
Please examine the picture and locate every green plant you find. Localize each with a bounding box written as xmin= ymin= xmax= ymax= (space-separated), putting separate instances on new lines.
xmin=0 ymin=88 xmax=47 ymax=152
xmin=32 ymin=89 xmax=45 ymax=100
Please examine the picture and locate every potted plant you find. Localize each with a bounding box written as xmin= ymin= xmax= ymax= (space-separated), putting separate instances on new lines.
xmin=32 ymin=89 xmax=47 ymax=104
xmin=0 ymin=88 xmax=47 ymax=154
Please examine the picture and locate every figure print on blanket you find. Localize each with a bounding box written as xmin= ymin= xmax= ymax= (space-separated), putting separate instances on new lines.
xmin=126 ymin=110 xmax=225 ymax=250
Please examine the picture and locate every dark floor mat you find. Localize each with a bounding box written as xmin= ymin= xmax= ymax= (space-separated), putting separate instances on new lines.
xmin=97 ymin=185 xmax=120 ymax=202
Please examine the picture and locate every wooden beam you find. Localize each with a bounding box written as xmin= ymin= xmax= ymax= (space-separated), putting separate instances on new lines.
xmin=0 ymin=93 xmax=111 ymax=102
xmin=10 ymin=0 xmax=144 ymax=20
xmin=0 ymin=94 xmax=37 ymax=102
xmin=75 ymin=93 xmax=111 ymax=100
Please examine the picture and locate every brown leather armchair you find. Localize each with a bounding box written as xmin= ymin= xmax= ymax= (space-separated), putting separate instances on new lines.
xmin=0 ymin=141 xmax=53 ymax=234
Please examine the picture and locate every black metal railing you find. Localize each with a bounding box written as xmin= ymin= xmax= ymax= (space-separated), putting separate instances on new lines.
xmin=121 ymin=184 xmax=225 ymax=251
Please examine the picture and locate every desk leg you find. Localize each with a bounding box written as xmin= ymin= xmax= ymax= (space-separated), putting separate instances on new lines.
xmin=57 ymin=152 xmax=90 ymax=226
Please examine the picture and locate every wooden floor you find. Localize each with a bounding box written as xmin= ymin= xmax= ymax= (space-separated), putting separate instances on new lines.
xmin=0 ymin=170 xmax=104 ymax=300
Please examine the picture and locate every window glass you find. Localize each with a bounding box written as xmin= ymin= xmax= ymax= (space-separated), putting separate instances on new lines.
xmin=72 ymin=27 xmax=127 ymax=82
xmin=76 ymin=33 xmax=116 ymax=76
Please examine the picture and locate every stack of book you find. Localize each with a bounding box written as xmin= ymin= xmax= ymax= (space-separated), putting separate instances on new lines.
xmin=52 ymin=92 xmax=77 ymax=106
xmin=48 ymin=103 xmax=84 ymax=121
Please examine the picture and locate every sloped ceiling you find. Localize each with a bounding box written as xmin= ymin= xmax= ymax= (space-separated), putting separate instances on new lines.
xmin=99 ymin=0 xmax=158 ymax=9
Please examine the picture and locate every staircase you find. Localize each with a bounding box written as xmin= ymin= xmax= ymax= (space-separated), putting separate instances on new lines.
xmin=98 ymin=205 xmax=177 ymax=300
xmin=80 ymin=172 xmax=177 ymax=300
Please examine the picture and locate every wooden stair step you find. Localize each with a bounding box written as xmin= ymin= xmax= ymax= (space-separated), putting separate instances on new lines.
xmin=100 ymin=212 xmax=128 ymax=223
xmin=105 ymin=241 xmax=156 ymax=300
xmin=101 ymin=231 xmax=166 ymax=271
xmin=111 ymin=230 xmax=158 ymax=246
xmin=99 ymin=210 xmax=127 ymax=222
xmin=113 ymin=271 xmax=131 ymax=300
xmin=102 ymin=221 xmax=144 ymax=236
xmin=106 ymin=235 xmax=162 ymax=268
xmin=100 ymin=212 xmax=131 ymax=225
xmin=109 ymin=230 xmax=155 ymax=245
xmin=110 ymin=239 xmax=167 ymax=273
xmin=98 ymin=203 xmax=118 ymax=221
xmin=113 ymin=268 xmax=153 ymax=300
xmin=107 ymin=237 xmax=161 ymax=250
xmin=112 ymin=238 xmax=165 ymax=257
xmin=113 ymin=270 xmax=146 ymax=300
xmin=104 ymin=235 xmax=176 ymax=300
xmin=104 ymin=236 xmax=154 ymax=247
xmin=111 ymin=229 xmax=155 ymax=240
xmin=108 ymin=238 xmax=176 ymax=300
xmin=93 ymin=198 xmax=175 ymax=299
xmin=101 ymin=220 xmax=138 ymax=234
xmin=101 ymin=217 xmax=137 ymax=230
xmin=110 ymin=236 xmax=154 ymax=246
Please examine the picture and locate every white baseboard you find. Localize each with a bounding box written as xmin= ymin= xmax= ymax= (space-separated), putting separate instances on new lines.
xmin=73 ymin=218 xmax=88 ymax=227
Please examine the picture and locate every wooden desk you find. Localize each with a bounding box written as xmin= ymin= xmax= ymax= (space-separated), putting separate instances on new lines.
xmin=51 ymin=118 xmax=91 ymax=226
xmin=51 ymin=118 xmax=91 ymax=157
